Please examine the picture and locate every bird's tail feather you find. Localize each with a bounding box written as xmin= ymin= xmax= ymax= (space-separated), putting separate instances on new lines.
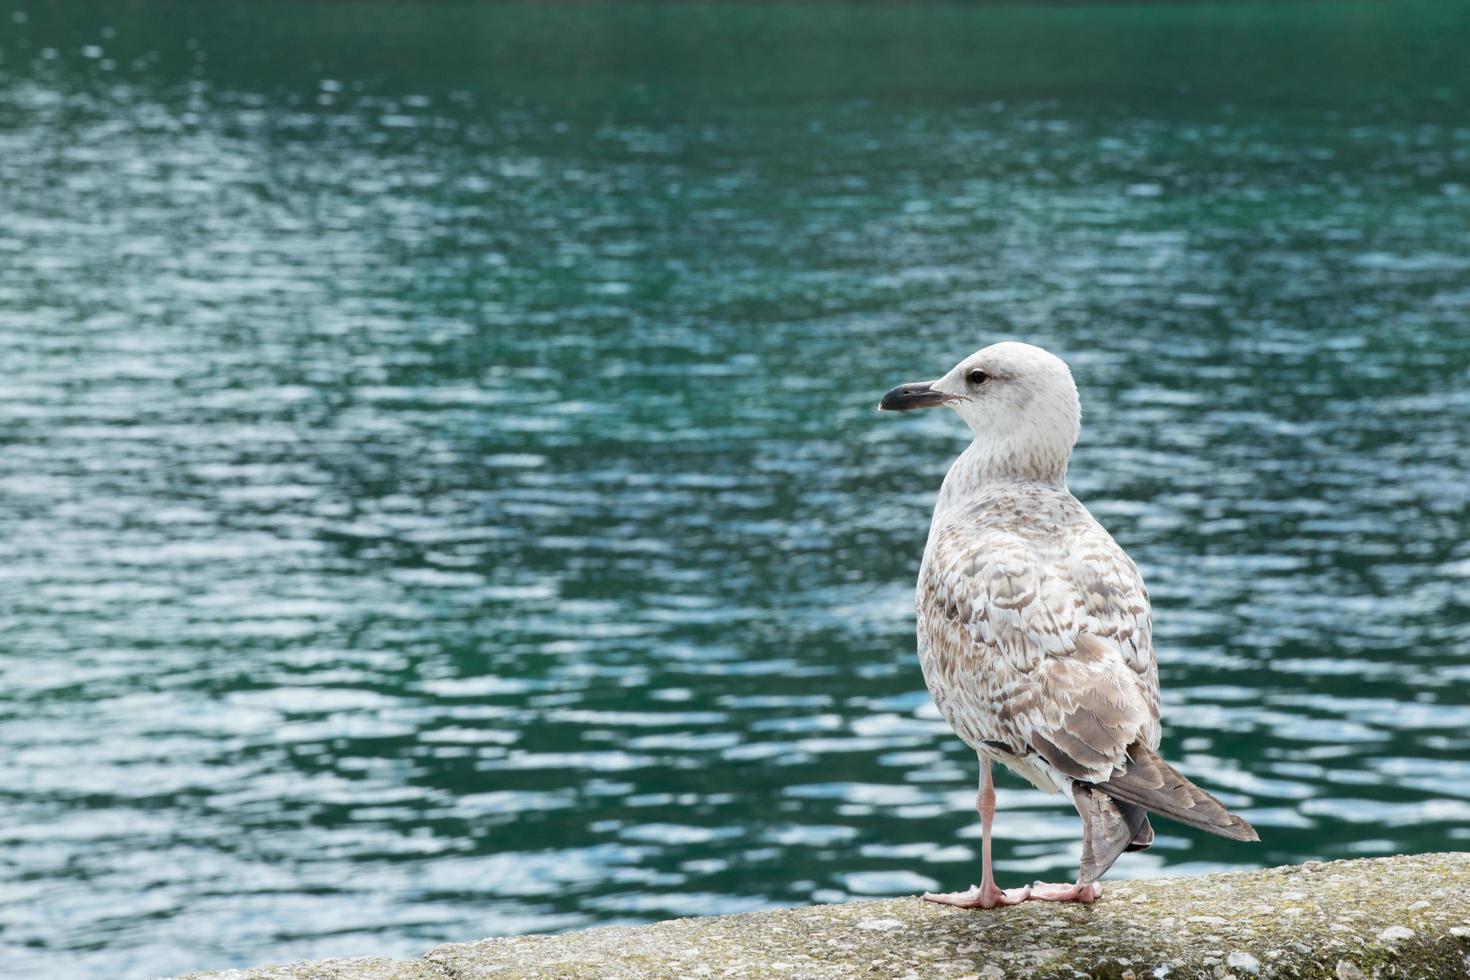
xmin=1070 ymin=783 xmax=1152 ymax=884
xmin=1095 ymin=743 xmax=1259 ymax=843
xmin=1125 ymin=810 xmax=1154 ymax=852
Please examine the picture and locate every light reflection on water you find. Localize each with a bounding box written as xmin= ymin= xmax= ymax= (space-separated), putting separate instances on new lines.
xmin=2 ymin=2 xmax=1470 ymax=977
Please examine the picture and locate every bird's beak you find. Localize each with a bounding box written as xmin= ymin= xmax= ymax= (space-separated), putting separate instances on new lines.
xmin=878 ymin=380 xmax=952 ymax=412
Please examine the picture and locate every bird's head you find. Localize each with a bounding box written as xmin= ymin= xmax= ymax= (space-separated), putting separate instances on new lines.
xmin=878 ymin=341 xmax=1081 ymax=482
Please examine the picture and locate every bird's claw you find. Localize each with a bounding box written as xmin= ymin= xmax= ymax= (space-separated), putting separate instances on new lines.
xmin=922 ymin=882 xmax=1032 ymax=909
xmin=922 ymin=879 xmax=1101 ymax=908
xmin=1026 ymin=880 xmax=1102 ymax=903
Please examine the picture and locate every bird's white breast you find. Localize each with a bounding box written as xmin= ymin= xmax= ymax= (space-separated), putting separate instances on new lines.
xmin=914 ymin=462 xmax=1159 ymax=793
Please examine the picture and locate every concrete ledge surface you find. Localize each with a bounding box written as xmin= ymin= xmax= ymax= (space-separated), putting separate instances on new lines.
xmin=174 ymin=852 xmax=1470 ymax=979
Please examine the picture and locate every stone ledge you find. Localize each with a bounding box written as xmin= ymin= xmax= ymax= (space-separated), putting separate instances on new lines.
xmin=174 ymin=958 xmax=446 ymax=980
xmin=174 ymin=852 xmax=1470 ymax=979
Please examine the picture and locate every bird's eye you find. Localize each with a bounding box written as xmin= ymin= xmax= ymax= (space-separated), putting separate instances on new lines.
xmin=967 ymin=369 xmax=989 ymax=386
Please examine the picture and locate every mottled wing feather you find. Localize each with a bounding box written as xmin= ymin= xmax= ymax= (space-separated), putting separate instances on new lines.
xmin=917 ymin=508 xmax=1159 ymax=792
xmin=1028 ymin=632 xmax=1155 ymax=780
xmin=1093 ymin=743 xmax=1259 ymax=842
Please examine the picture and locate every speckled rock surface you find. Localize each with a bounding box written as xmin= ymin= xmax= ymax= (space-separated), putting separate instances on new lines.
xmin=175 ymin=853 xmax=1470 ymax=979
xmin=173 ymin=957 xmax=444 ymax=979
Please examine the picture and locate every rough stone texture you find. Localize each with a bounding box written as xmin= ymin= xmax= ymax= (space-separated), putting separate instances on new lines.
xmin=175 ymin=853 xmax=1470 ymax=979
xmin=173 ymin=957 xmax=445 ymax=980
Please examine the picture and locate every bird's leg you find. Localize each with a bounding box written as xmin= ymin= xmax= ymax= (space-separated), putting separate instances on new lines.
xmin=923 ymin=758 xmax=1030 ymax=908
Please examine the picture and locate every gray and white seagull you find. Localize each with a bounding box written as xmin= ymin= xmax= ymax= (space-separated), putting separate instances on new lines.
xmin=879 ymin=341 xmax=1257 ymax=908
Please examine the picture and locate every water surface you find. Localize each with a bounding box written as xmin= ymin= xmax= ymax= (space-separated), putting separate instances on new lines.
xmin=2 ymin=1 xmax=1469 ymax=976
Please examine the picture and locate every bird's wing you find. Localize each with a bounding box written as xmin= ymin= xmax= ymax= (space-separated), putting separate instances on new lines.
xmin=918 ymin=521 xmax=1158 ymax=787
xmin=1058 ymin=523 xmax=1156 ymax=692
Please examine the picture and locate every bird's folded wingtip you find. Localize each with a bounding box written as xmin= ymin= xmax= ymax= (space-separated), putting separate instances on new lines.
xmin=1224 ymin=816 xmax=1260 ymax=842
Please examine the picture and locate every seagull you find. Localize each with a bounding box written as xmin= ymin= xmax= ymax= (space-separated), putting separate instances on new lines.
xmin=878 ymin=341 xmax=1257 ymax=908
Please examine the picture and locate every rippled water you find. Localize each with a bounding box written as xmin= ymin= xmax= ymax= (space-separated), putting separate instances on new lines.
xmin=2 ymin=2 xmax=1470 ymax=976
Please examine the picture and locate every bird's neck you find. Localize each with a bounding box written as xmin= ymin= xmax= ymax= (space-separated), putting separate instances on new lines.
xmin=933 ymin=439 xmax=1070 ymax=522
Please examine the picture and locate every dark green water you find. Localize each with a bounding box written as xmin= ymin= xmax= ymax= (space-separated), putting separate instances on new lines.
xmin=3 ymin=1 xmax=1470 ymax=976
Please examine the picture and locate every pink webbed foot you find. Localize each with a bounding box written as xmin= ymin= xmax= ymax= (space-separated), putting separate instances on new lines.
xmin=922 ymin=882 xmax=1031 ymax=909
xmin=1025 ymin=880 xmax=1102 ymax=903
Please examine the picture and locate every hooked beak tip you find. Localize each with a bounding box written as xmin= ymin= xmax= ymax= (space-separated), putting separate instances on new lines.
xmin=878 ymin=381 xmax=951 ymax=413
